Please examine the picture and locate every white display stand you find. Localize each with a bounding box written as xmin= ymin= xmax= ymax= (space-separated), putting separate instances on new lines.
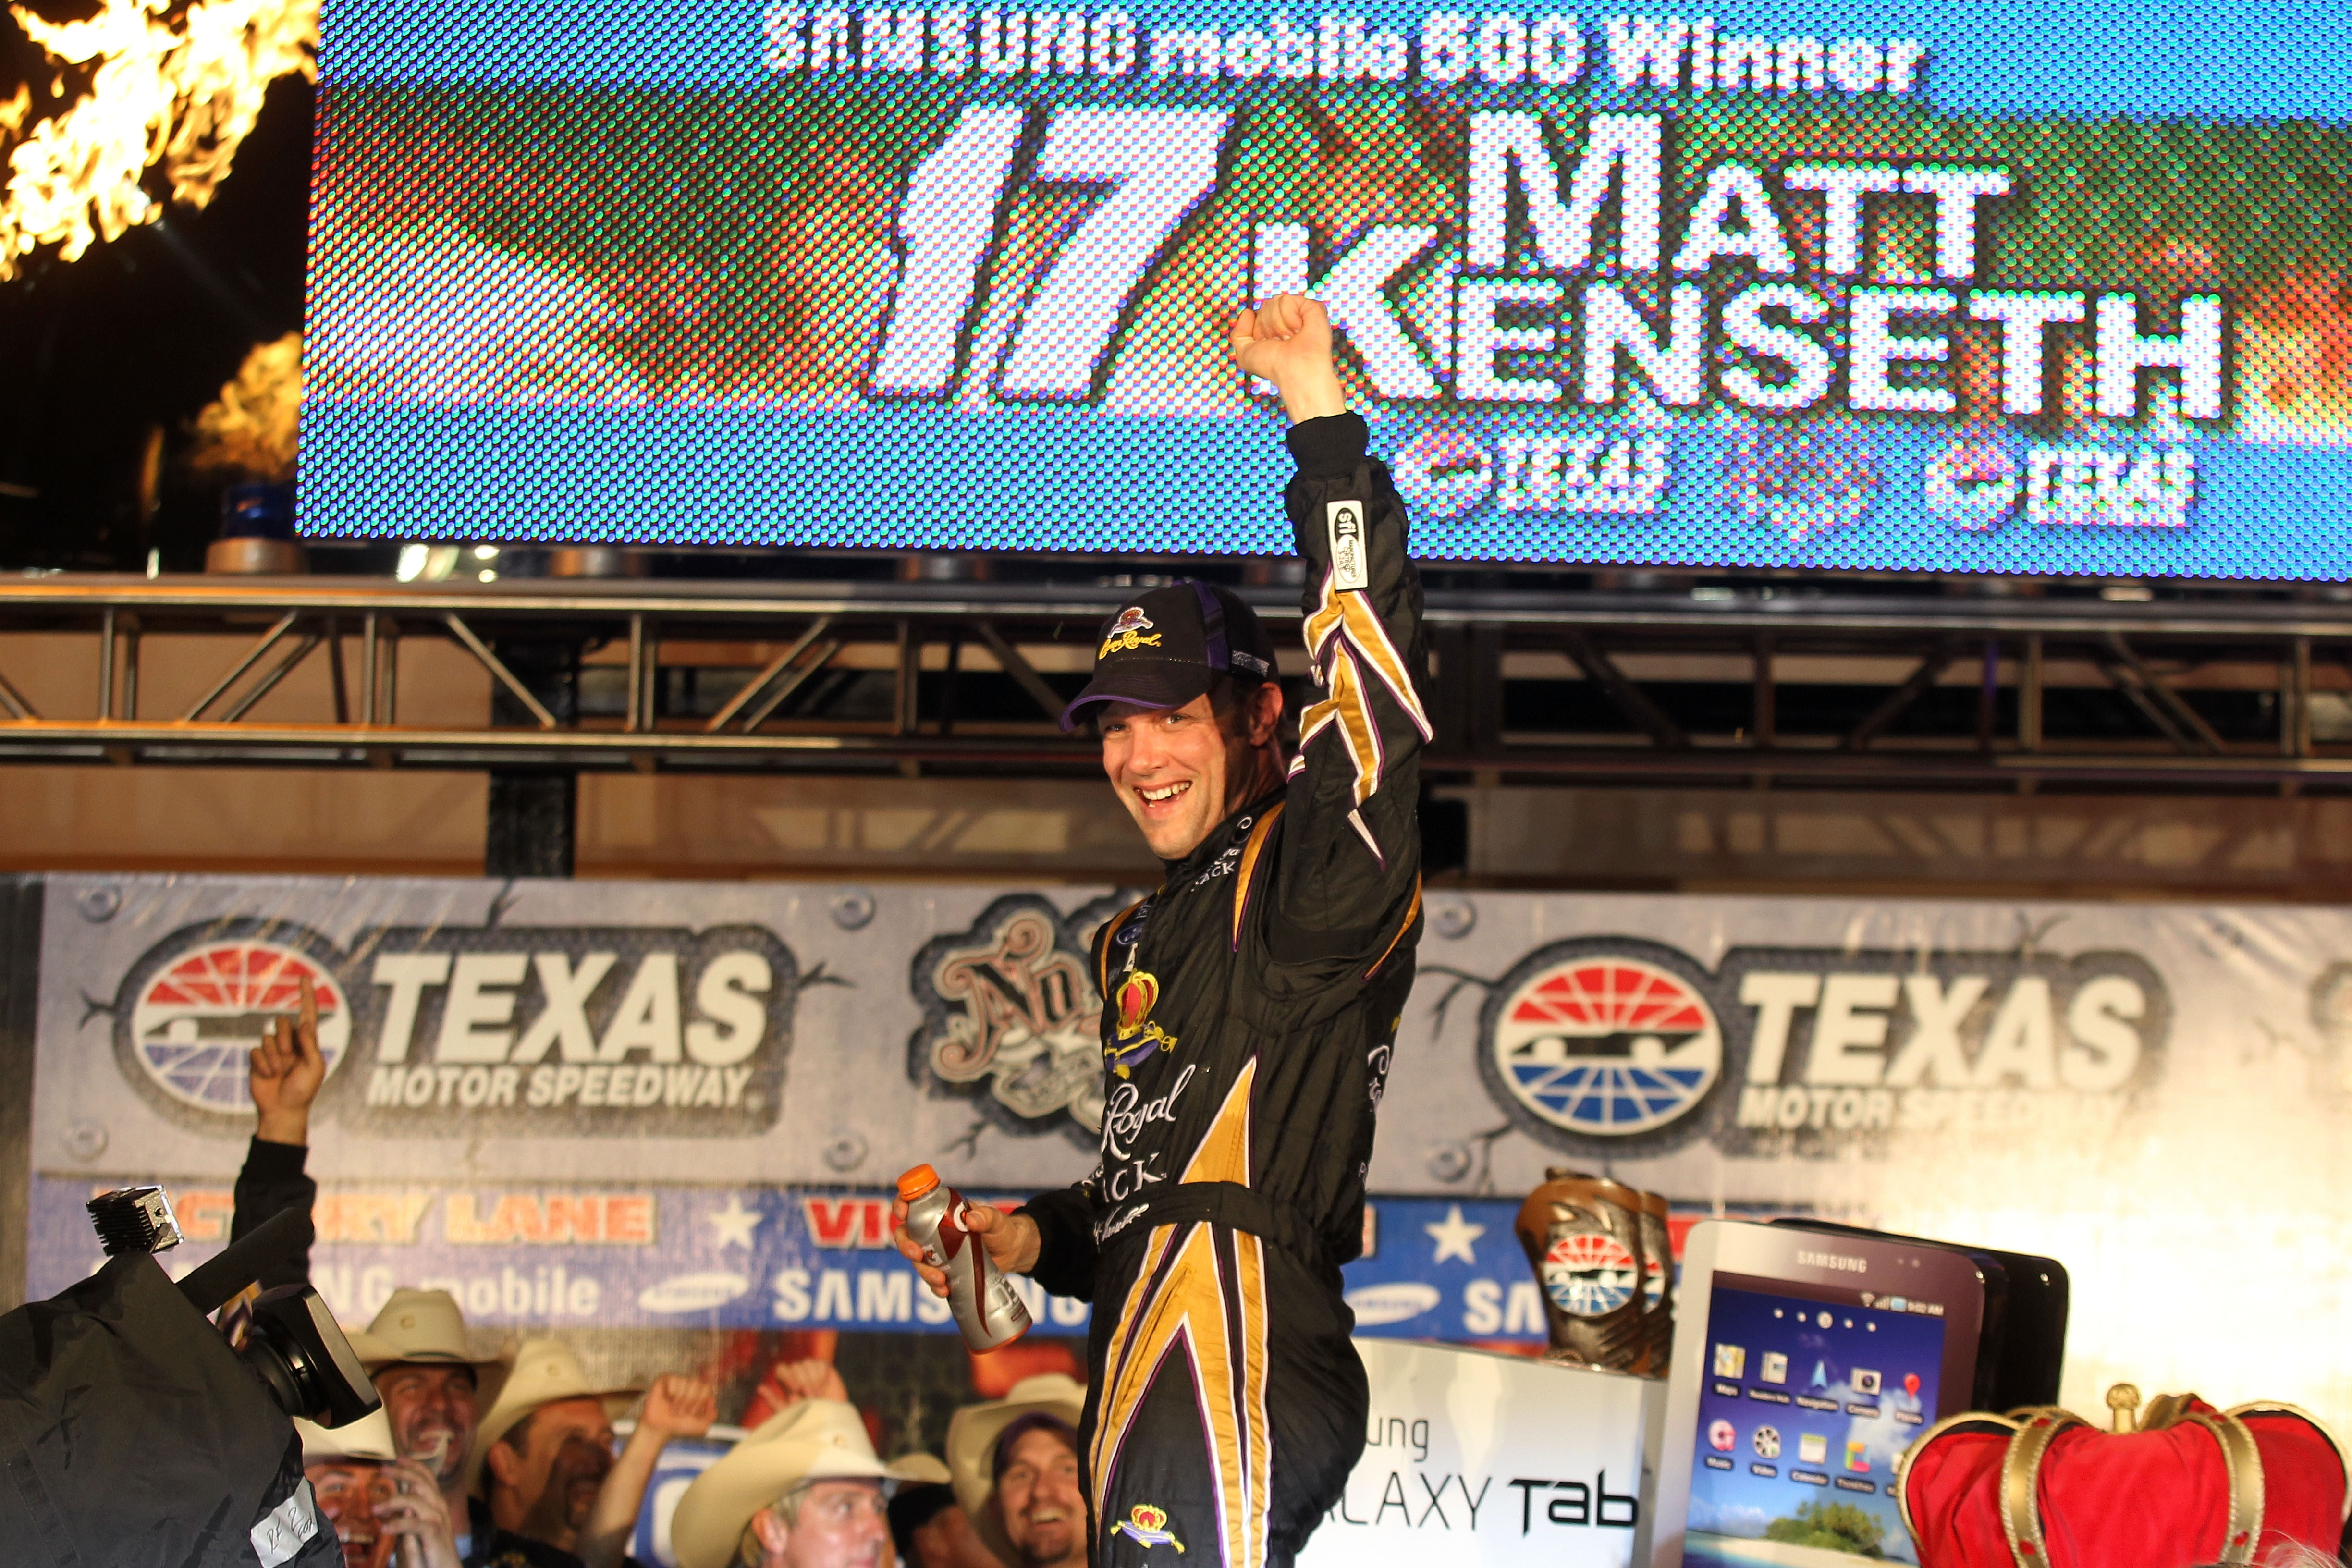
xmin=1296 ymin=1338 xmax=1667 ymax=1568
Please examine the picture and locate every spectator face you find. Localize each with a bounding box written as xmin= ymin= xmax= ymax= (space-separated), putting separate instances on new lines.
xmin=372 ymin=1365 xmax=478 ymax=1490
xmin=762 ymin=1479 xmax=891 ymax=1568
xmin=505 ymin=1396 xmax=618 ymax=1534
xmin=993 ymin=1429 xmax=1082 ymax=1568
xmin=306 ymin=1460 xmax=388 ymax=1568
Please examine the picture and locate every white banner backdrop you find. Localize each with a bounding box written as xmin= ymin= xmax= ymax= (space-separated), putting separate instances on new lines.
xmin=18 ymin=873 xmax=2352 ymax=1434
xmin=1295 ymin=1341 xmax=1662 ymax=1568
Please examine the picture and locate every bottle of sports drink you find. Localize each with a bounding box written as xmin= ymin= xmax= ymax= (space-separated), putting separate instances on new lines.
xmin=898 ymin=1164 xmax=1031 ymax=1352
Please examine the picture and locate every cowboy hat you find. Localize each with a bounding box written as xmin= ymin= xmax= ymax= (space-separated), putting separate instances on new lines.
xmin=894 ymin=1452 xmax=952 ymax=1487
xmin=464 ymin=1337 xmax=641 ymax=1494
xmin=346 ymin=1288 xmax=509 ymax=1383
xmin=944 ymin=1374 xmax=1085 ymax=1566
xmin=670 ymin=1399 xmax=934 ymax=1568
xmin=299 ymin=1407 xmax=400 ymax=1465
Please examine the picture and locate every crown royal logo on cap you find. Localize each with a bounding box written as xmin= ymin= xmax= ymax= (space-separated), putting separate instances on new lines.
xmin=1098 ymin=606 xmax=1161 ymax=660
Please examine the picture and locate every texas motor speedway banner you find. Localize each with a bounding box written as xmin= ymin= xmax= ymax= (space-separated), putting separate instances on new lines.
xmin=16 ymin=872 xmax=2352 ymax=1433
xmin=303 ymin=2 xmax=2352 ymax=576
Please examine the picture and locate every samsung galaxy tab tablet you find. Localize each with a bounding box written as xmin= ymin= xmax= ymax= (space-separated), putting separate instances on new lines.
xmin=1648 ymin=1220 xmax=1987 ymax=1568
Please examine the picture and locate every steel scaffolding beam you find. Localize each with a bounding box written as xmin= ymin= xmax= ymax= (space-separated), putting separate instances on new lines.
xmin=0 ymin=574 xmax=2346 ymax=789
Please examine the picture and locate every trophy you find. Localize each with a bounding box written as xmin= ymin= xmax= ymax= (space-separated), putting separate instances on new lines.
xmin=1515 ymin=1168 xmax=1659 ymax=1374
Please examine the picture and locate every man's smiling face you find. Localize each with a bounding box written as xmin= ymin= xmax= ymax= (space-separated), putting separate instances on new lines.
xmin=994 ymin=1428 xmax=1085 ymax=1568
xmin=1100 ymin=684 xmax=1281 ymax=860
xmin=373 ymin=1364 xmax=477 ymax=1490
xmin=305 ymin=1462 xmax=384 ymax=1568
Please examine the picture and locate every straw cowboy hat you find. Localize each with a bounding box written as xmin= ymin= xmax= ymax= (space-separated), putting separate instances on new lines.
xmin=346 ymin=1288 xmax=510 ymax=1385
xmin=299 ymin=1407 xmax=400 ymax=1465
xmin=893 ymin=1452 xmax=952 ymax=1486
xmin=670 ymin=1399 xmax=935 ymax=1568
xmin=464 ymin=1337 xmax=642 ymax=1493
xmin=944 ymin=1374 xmax=1086 ymax=1566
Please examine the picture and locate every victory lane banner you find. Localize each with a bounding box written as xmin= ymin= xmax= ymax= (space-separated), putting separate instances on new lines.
xmin=24 ymin=1176 xmax=1102 ymax=1332
xmin=23 ymin=1175 xmax=1612 ymax=1345
xmin=300 ymin=1 xmax=2352 ymax=576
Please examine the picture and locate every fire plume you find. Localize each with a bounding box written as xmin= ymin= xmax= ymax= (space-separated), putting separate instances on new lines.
xmin=0 ymin=0 xmax=318 ymax=280
xmin=187 ymin=329 xmax=300 ymax=481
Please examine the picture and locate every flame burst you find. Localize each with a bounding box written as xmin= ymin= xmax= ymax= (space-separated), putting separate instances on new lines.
xmin=187 ymin=329 xmax=301 ymax=481
xmin=0 ymin=0 xmax=318 ymax=279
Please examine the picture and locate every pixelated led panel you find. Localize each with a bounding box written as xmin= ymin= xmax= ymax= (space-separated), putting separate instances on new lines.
xmin=300 ymin=2 xmax=2352 ymax=576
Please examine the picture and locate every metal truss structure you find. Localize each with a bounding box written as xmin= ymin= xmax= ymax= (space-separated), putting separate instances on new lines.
xmin=0 ymin=574 xmax=2347 ymax=792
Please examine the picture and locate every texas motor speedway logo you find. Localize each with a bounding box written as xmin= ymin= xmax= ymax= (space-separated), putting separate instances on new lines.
xmin=119 ymin=927 xmax=354 ymax=1115
xmin=110 ymin=917 xmax=798 ymax=1135
xmin=1482 ymin=939 xmax=1725 ymax=1141
xmin=1479 ymin=935 xmax=2170 ymax=1155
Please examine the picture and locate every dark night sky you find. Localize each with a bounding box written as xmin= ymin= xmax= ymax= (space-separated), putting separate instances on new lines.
xmin=0 ymin=37 xmax=314 ymax=571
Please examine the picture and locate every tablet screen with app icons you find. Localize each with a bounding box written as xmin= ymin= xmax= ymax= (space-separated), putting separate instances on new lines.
xmin=1683 ymin=1275 xmax=1947 ymax=1565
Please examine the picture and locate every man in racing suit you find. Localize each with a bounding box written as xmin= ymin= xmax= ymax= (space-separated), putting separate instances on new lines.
xmin=894 ymin=294 xmax=1428 ymax=1568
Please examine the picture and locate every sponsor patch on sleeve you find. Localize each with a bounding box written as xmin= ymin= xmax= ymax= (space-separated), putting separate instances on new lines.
xmin=1326 ymin=500 xmax=1369 ymax=592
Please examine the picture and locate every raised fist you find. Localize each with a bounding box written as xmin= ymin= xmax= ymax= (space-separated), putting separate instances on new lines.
xmin=1226 ymin=294 xmax=1348 ymax=424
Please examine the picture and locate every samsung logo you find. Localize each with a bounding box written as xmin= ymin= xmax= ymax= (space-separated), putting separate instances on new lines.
xmin=1799 ymin=1251 xmax=1868 ymax=1273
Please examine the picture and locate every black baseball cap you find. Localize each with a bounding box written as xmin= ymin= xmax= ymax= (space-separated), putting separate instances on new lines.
xmin=1059 ymin=581 xmax=1278 ymax=732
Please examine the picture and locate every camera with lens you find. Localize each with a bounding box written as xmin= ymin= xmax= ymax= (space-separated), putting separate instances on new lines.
xmin=0 ymin=1184 xmax=379 ymax=1567
xmin=87 ymin=1187 xmax=382 ymax=1429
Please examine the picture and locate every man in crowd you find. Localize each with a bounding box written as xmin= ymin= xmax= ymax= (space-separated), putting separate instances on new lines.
xmin=352 ymin=1288 xmax=577 ymax=1568
xmin=895 ymin=295 xmax=1428 ymax=1568
xmin=668 ymin=1395 xmax=931 ymax=1568
xmin=943 ymin=1376 xmax=1085 ymax=1568
xmin=302 ymin=1408 xmax=465 ymax=1568
xmin=473 ymin=1338 xmax=718 ymax=1568
xmin=886 ymin=1482 xmax=1001 ymax=1568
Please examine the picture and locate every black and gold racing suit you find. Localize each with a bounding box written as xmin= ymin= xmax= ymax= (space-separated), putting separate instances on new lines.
xmin=1018 ymin=412 xmax=1429 ymax=1568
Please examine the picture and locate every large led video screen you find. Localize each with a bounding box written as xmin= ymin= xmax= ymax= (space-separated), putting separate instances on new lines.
xmin=301 ymin=2 xmax=2352 ymax=576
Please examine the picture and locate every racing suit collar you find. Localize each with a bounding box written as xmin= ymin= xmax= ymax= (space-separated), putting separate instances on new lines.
xmin=1159 ymin=784 xmax=1286 ymax=882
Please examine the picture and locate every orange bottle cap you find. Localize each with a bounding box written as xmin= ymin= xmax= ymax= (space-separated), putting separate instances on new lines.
xmin=897 ymin=1164 xmax=941 ymax=1201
